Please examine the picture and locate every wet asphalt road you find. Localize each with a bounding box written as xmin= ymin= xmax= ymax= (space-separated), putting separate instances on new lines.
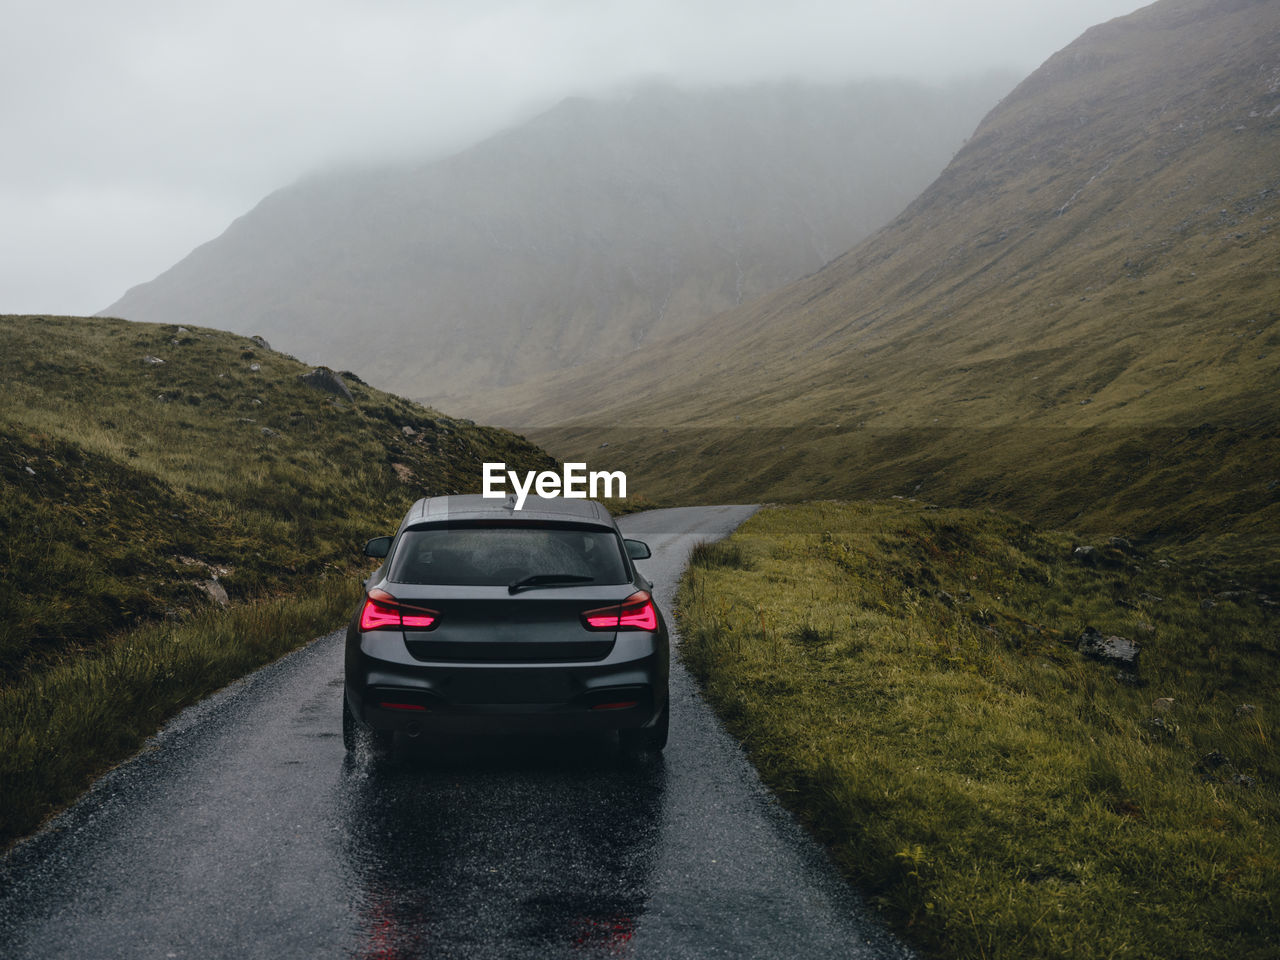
xmin=0 ymin=505 xmax=913 ymax=960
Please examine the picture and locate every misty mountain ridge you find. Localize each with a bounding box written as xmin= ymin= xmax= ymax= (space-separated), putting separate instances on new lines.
xmin=102 ymin=76 xmax=1016 ymax=404
xmin=496 ymin=0 xmax=1280 ymax=576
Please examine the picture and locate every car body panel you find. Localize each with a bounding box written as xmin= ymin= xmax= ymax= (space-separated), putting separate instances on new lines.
xmin=344 ymin=495 xmax=667 ymax=745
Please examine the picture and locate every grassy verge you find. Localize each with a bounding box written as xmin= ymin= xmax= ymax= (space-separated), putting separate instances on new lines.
xmin=0 ymin=314 xmax=556 ymax=848
xmin=678 ymin=501 xmax=1278 ymax=960
xmin=0 ymin=314 xmax=553 ymax=680
xmin=0 ymin=576 xmax=359 ymax=849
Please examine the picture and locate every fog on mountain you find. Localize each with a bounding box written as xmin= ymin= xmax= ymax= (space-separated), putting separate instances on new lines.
xmin=103 ymin=77 xmax=1016 ymax=409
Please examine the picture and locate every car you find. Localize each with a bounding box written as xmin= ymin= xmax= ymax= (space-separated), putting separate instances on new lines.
xmin=342 ymin=494 xmax=668 ymax=756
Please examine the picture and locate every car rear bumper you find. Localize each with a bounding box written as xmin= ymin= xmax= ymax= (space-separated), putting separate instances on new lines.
xmin=350 ymin=692 xmax=661 ymax=737
xmin=344 ymin=626 xmax=668 ymax=737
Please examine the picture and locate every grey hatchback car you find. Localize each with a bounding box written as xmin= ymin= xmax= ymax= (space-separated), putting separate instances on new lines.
xmin=343 ymin=494 xmax=668 ymax=755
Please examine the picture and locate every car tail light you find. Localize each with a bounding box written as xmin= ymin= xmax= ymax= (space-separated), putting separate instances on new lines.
xmin=359 ymin=588 xmax=439 ymax=631
xmin=582 ymin=591 xmax=658 ymax=632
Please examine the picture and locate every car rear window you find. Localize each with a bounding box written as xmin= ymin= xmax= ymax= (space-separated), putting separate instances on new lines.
xmin=387 ymin=524 xmax=630 ymax=586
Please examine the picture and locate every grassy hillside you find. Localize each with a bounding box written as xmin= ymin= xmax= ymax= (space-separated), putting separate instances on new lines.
xmin=0 ymin=313 xmax=557 ymax=844
xmin=0 ymin=314 xmax=553 ymax=679
xmin=102 ymin=78 xmax=1014 ymax=406
xmin=679 ymin=501 xmax=1278 ymax=960
xmin=484 ymin=0 xmax=1280 ymax=580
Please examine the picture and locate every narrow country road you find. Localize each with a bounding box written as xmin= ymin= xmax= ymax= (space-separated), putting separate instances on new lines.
xmin=0 ymin=505 xmax=913 ymax=959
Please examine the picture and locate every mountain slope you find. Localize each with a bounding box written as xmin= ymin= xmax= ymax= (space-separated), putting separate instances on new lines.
xmin=0 ymin=314 xmax=552 ymax=679
xmin=101 ymin=78 xmax=1013 ymax=406
xmin=495 ymin=0 xmax=1280 ymax=575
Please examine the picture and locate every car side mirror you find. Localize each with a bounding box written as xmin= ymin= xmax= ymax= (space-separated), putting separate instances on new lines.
xmin=624 ymin=538 xmax=651 ymax=560
xmin=364 ymin=536 xmax=392 ymax=558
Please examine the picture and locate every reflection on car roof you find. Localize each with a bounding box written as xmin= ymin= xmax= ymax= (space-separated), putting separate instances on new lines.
xmin=400 ymin=494 xmax=612 ymax=529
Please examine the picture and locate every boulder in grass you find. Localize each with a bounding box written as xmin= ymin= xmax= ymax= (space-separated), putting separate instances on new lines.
xmin=198 ymin=579 xmax=229 ymax=607
xmin=298 ymin=366 xmax=353 ymax=400
xmin=1073 ymin=543 xmax=1128 ymax=568
xmin=1077 ymin=626 xmax=1140 ymax=671
xmin=250 ymin=335 xmax=271 ymax=350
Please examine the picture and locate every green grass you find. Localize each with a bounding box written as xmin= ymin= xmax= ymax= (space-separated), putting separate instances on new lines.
xmin=0 ymin=578 xmax=358 ymax=846
xmin=678 ymin=501 xmax=1278 ymax=960
xmin=0 ymin=313 xmax=556 ymax=847
xmin=0 ymin=314 xmax=554 ymax=679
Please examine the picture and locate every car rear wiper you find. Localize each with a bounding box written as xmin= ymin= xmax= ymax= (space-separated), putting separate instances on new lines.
xmin=508 ymin=574 xmax=596 ymax=595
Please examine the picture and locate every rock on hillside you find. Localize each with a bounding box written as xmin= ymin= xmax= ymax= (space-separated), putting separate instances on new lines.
xmin=101 ymin=78 xmax=1014 ymax=406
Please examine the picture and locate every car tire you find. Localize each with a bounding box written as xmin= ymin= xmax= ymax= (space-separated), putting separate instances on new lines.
xmin=620 ymin=697 xmax=669 ymax=755
xmin=343 ymin=692 xmax=392 ymax=756
xmin=342 ymin=694 xmax=358 ymax=752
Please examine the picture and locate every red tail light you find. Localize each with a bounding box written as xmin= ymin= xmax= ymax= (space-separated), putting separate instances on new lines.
xmin=359 ymin=588 xmax=439 ymax=631
xmin=582 ymin=591 xmax=658 ymax=632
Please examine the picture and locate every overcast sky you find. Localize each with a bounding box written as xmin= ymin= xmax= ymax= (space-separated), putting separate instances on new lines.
xmin=2 ymin=0 xmax=1145 ymax=316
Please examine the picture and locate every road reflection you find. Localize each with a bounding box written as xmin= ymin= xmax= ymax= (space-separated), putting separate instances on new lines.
xmin=339 ymin=733 xmax=665 ymax=959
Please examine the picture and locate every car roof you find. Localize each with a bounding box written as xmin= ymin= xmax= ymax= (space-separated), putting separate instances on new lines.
xmin=397 ymin=494 xmax=614 ymax=532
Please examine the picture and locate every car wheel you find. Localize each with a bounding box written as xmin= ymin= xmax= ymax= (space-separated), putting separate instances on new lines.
xmin=620 ymin=697 xmax=669 ymax=755
xmin=343 ymin=692 xmax=392 ymax=756
xmin=342 ymin=693 xmax=358 ymax=752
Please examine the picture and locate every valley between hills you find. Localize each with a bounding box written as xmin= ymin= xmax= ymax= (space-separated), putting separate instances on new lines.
xmin=467 ymin=0 xmax=1280 ymax=584
xmin=3 ymin=0 xmax=1277 ymax=957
